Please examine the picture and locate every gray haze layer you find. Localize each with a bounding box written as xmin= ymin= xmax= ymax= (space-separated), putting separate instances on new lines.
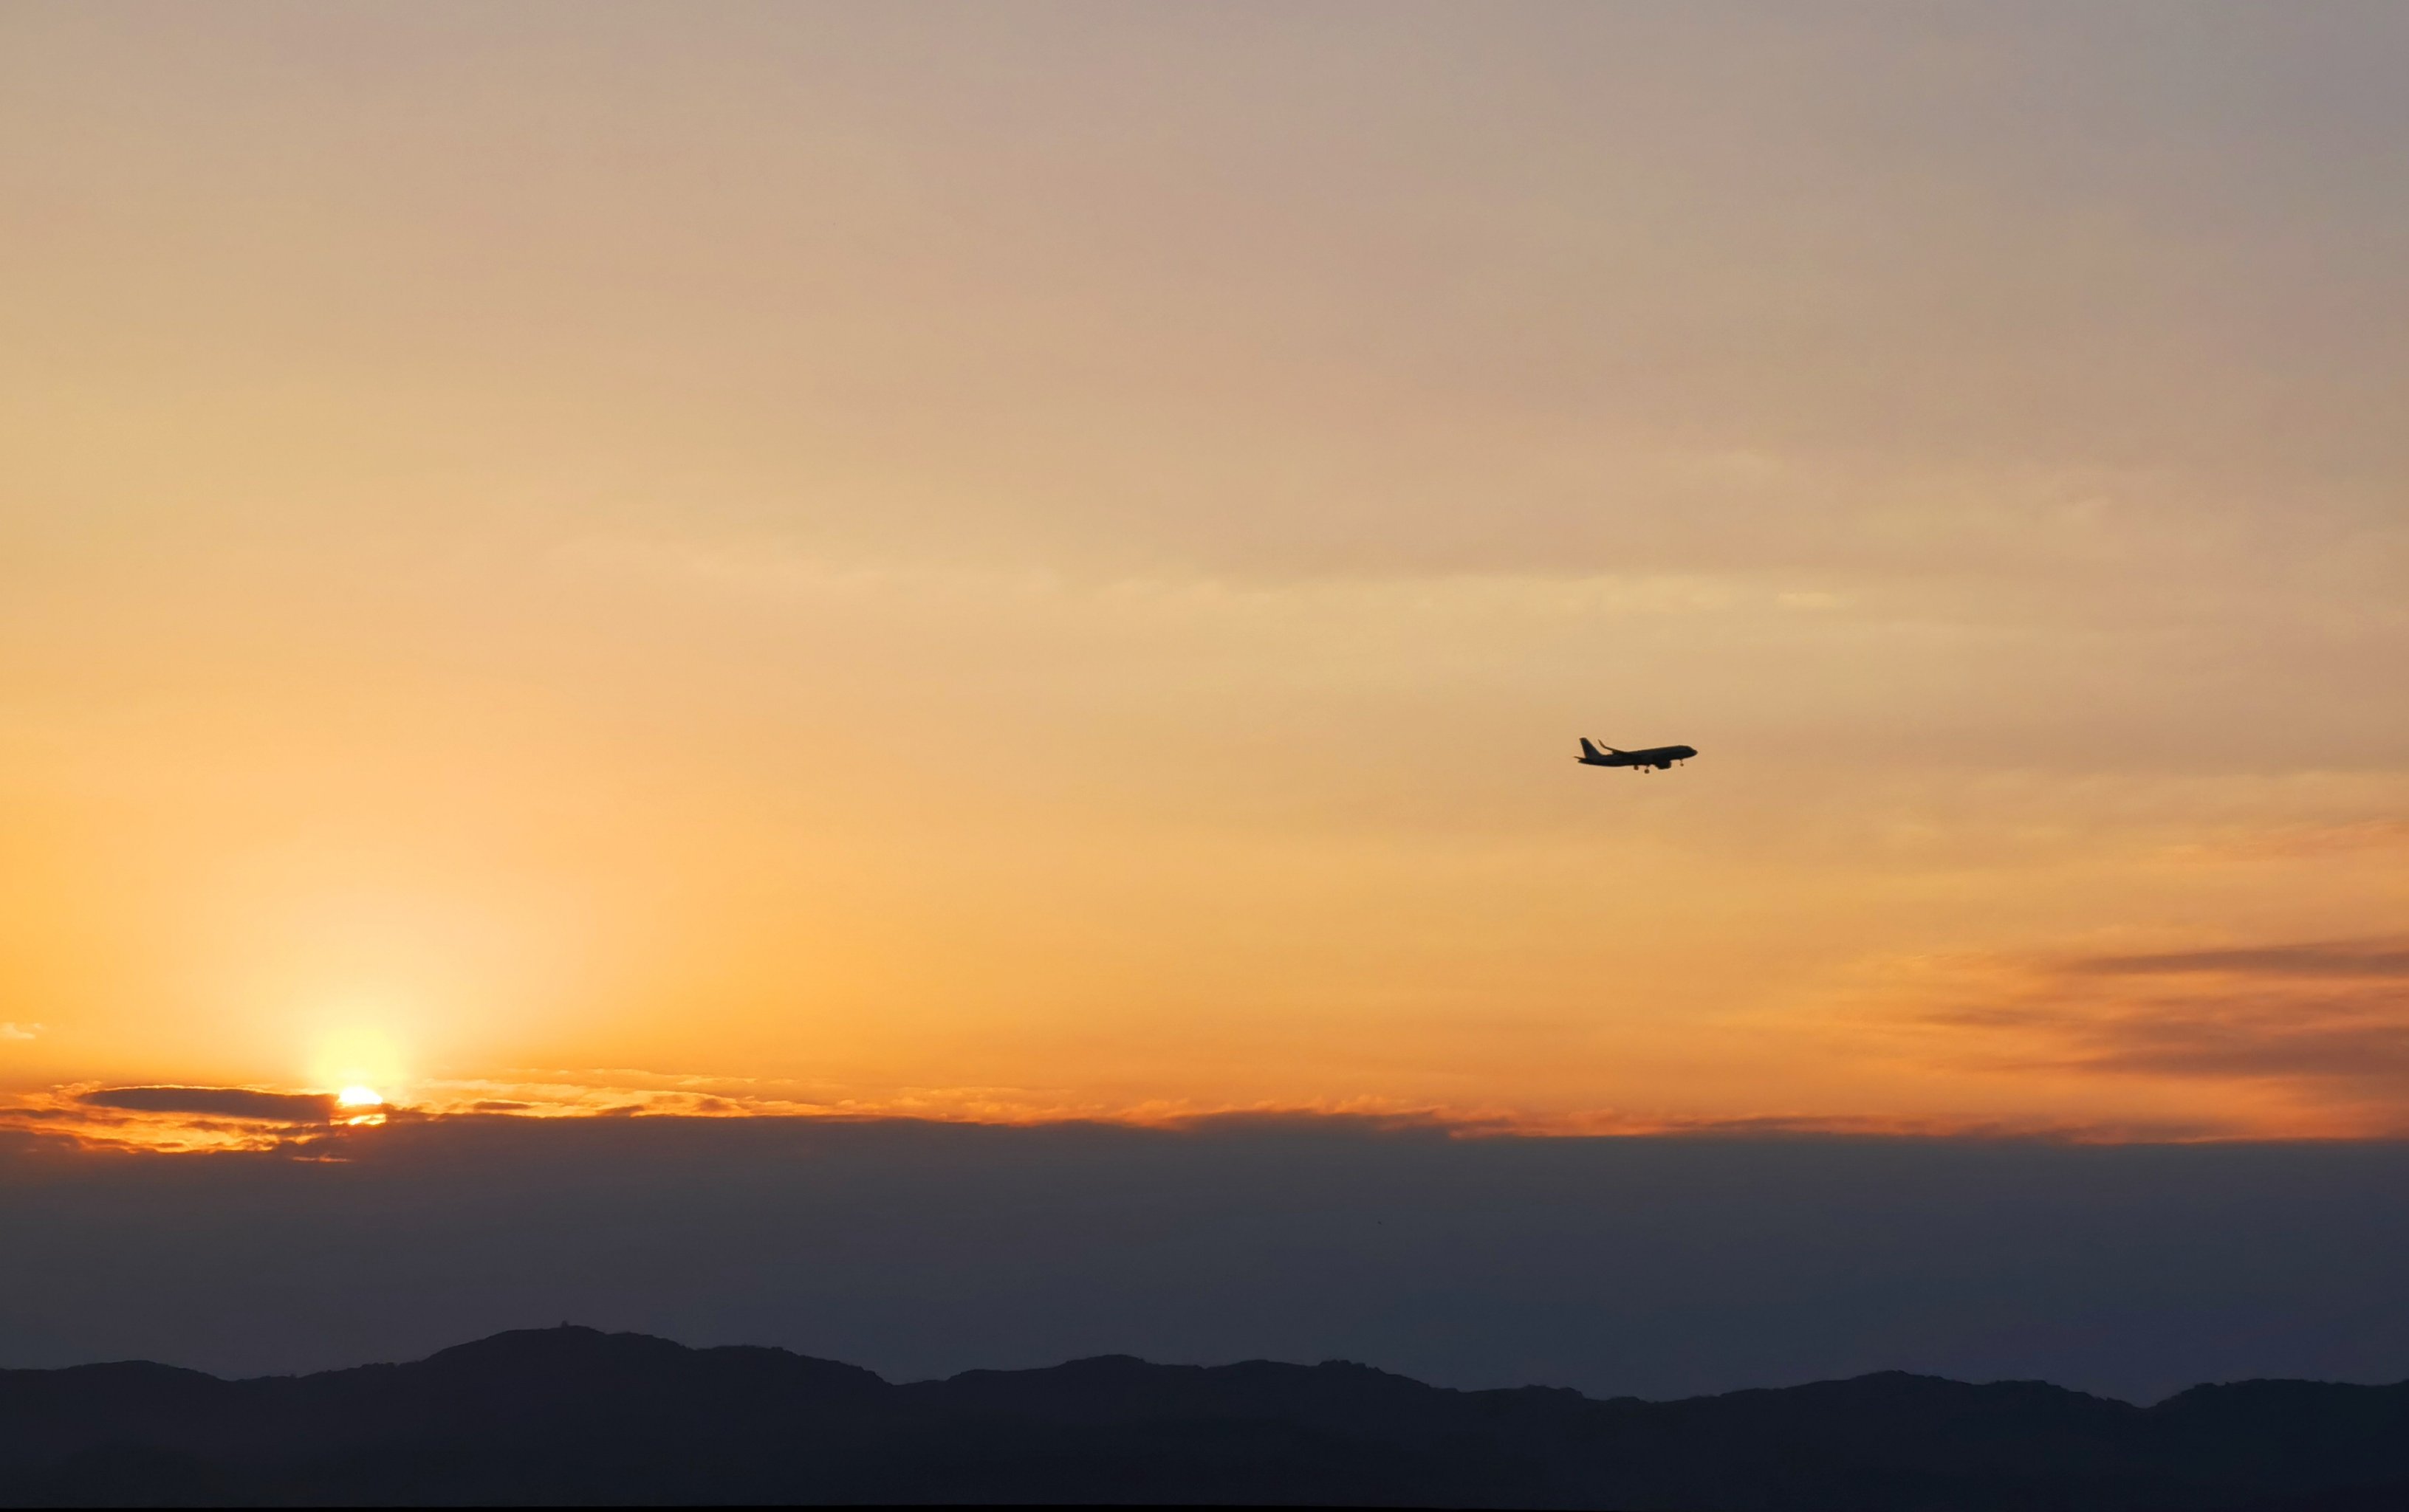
xmin=5 ymin=1117 xmax=2405 ymax=1403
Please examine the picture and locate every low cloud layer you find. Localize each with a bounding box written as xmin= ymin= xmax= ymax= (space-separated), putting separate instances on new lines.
xmin=1 ymin=1114 xmax=2405 ymax=1406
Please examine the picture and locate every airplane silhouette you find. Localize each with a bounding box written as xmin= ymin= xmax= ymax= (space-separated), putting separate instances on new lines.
xmin=1579 ymin=738 xmax=1696 ymax=771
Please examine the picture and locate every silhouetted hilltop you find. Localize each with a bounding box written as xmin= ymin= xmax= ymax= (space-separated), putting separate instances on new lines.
xmin=3 ymin=1326 xmax=2406 ymax=1508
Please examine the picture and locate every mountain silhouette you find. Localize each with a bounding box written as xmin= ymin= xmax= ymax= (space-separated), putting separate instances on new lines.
xmin=4 ymin=1326 xmax=2406 ymax=1508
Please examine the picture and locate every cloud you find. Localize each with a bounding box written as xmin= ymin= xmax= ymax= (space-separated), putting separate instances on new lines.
xmin=76 ymin=1086 xmax=337 ymax=1124
xmin=2035 ymin=943 xmax=2409 ymax=1087
xmin=4 ymin=1112 xmax=2409 ymax=1405
xmin=0 ymin=1023 xmax=37 ymax=1040
xmin=2169 ymin=821 xmax=2409 ymax=864
xmin=1870 ymin=938 xmax=2409 ymax=1131
xmin=2069 ymin=939 xmax=2409 ymax=979
xmin=1974 ymin=997 xmax=2409 ymax=1084
xmin=1629 ymin=1110 xmax=2227 ymax=1143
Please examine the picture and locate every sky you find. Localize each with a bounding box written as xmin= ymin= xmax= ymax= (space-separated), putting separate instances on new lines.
xmin=3 ymin=1 xmax=2408 ymax=1152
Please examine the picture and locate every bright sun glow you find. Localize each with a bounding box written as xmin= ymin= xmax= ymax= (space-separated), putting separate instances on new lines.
xmin=309 ymin=1021 xmax=411 ymax=1108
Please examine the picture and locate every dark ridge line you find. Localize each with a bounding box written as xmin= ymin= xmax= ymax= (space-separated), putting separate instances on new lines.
xmin=4 ymin=1325 xmax=2407 ymax=1509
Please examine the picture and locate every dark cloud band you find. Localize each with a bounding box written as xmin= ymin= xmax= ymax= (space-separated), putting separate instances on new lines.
xmin=2072 ymin=940 xmax=2409 ymax=979
xmin=77 ymin=1087 xmax=337 ymax=1124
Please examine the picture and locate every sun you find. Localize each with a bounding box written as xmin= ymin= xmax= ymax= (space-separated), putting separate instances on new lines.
xmin=335 ymin=1085 xmax=389 ymax=1127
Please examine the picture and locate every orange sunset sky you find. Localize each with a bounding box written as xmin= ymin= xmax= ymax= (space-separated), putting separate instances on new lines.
xmin=4 ymin=3 xmax=2405 ymax=1145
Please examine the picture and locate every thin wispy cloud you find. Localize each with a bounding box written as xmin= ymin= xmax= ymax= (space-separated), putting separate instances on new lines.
xmin=2068 ymin=940 xmax=2409 ymax=980
xmin=1854 ymin=937 xmax=2409 ymax=1136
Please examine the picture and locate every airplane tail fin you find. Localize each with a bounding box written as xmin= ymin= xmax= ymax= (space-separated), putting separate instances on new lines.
xmin=1579 ymin=738 xmax=1613 ymax=759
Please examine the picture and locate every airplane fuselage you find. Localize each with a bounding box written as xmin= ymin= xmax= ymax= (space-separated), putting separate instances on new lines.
xmin=1578 ymin=741 xmax=1696 ymax=770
